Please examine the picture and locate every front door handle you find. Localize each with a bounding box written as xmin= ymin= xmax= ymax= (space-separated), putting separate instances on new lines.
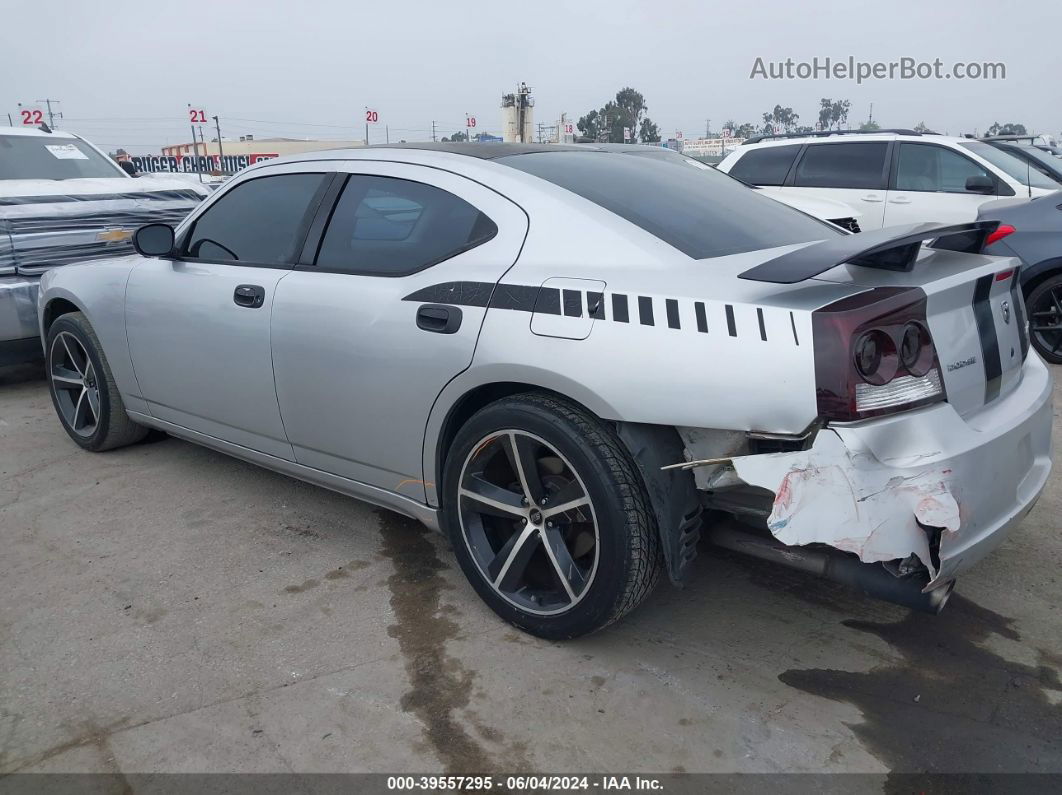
xmin=416 ymin=304 xmax=463 ymax=334
xmin=889 ymin=196 xmax=912 ymax=205
xmin=861 ymin=194 xmax=884 ymax=203
xmin=234 ymin=285 xmax=265 ymax=308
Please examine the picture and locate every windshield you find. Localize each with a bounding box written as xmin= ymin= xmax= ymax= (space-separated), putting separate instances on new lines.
xmin=499 ymin=150 xmax=839 ymax=260
xmin=960 ymin=141 xmax=1060 ymax=190
xmin=0 ymin=135 xmax=125 ymax=181
xmin=1001 ymin=144 xmax=1062 ymax=180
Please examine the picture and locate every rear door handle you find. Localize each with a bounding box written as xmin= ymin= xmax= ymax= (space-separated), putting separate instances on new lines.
xmin=889 ymin=196 xmax=912 ymax=204
xmin=416 ymin=304 xmax=463 ymax=334
xmin=234 ymin=284 xmax=265 ymax=308
xmin=861 ymin=194 xmax=884 ymax=203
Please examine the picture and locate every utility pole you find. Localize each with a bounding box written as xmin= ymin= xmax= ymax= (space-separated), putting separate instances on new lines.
xmin=189 ymin=123 xmax=203 ymax=183
xmin=432 ymin=121 xmax=437 ymax=142
xmin=36 ymin=98 xmax=62 ymax=128
xmin=706 ymin=119 xmax=710 ymax=138
xmin=386 ymin=125 xmax=389 ymax=144
xmin=868 ymin=102 xmax=874 ymax=126
xmin=213 ymin=115 xmax=225 ymax=174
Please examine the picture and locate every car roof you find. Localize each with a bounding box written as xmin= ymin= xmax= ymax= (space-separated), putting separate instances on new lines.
xmin=0 ymin=126 xmax=77 ymax=139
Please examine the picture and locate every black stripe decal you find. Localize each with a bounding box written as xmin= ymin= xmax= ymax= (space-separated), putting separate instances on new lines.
xmin=612 ymin=293 xmax=630 ymax=323
xmin=665 ymin=299 xmax=681 ymax=329
xmin=973 ymin=274 xmax=1003 ymax=403
xmin=695 ymin=302 xmax=708 ymax=333
xmin=725 ymin=304 xmax=737 ymax=337
xmin=489 ymin=283 xmax=540 ymax=312
xmin=1010 ymin=272 xmax=1029 ymax=359
xmin=562 ymin=289 xmax=583 ymax=317
xmin=790 ymin=312 xmax=799 ymax=346
xmin=534 ymin=287 xmax=562 ymax=315
xmin=403 ymin=281 xmax=494 ymax=306
xmin=587 ymin=291 xmax=605 ymax=319
xmin=756 ymin=308 xmax=767 ymax=341
xmin=638 ymin=296 xmax=654 ymax=326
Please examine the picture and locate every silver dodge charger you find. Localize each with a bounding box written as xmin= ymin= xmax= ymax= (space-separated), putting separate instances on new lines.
xmin=37 ymin=143 xmax=1053 ymax=638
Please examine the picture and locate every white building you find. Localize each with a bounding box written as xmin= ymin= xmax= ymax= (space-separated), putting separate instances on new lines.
xmin=501 ymin=83 xmax=534 ymax=143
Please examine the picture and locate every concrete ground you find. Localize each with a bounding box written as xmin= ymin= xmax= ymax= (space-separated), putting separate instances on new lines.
xmin=2 ymin=362 xmax=1060 ymax=780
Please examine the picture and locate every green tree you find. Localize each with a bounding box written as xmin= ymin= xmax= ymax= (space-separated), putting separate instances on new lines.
xmin=762 ymin=105 xmax=800 ymax=134
xmin=577 ymin=109 xmax=601 ymax=140
xmin=638 ymin=118 xmax=660 ymax=143
xmin=818 ymin=98 xmax=851 ymax=130
xmin=445 ymin=131 xmax=468 ymax=142
xmin=913 ymin=121 xmax=932 ymax=133
xmin=859 ymin=120 xmax=881 ymax=131
xmin=986 ymin=122 xmax=1027 ymax=136
xmin=579 ymin=87 xmax=660 ymax=143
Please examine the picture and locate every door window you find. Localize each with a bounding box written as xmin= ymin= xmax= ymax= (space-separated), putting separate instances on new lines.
xmin=792 ymin=142 xmax=888 ymax=189
xmin=315 ymin=175 xmax=497 ymax=275
xmin=895 ymin=143 xmax=992 ymax=193
xmin=183 ymin=173 xmax=327 ymax=264
xmin=727 ymin=144 xmax=802 ymax=185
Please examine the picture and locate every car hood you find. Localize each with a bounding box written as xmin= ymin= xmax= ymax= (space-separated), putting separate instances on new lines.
xmin=0 ymin=176 xmax=210 ymax=200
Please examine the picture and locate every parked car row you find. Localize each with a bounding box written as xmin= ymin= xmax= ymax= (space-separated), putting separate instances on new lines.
xmin=719 ymin=129 xmax=1062 ymax=361
xmin=32 ymin=142 xmax=1053 ymax=638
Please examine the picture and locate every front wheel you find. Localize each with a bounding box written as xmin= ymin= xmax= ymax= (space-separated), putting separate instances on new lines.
xmin=441 ymin=393 xmax=662 ymax=639
xmin=46 ymin=312 xmax=148 ymax=451
xmin=1027 ymin=274 xmax=1062 ymax=364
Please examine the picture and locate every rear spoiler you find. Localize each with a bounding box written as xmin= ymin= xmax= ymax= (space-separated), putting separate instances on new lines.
xmin=738 ymin=221 xmax=1000 ymax=284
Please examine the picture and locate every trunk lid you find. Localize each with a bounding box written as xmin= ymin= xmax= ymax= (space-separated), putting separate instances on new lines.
xmin=813 ymin=248 xmax=1027 ymax=417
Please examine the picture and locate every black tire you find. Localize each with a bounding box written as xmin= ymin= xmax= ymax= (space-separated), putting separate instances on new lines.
xmin=46 ymin=312 xmax=148 ymax=452
xmin=441 ymin=393 xmax=662 ymax=639
xmin=1027 ymin=274 xmax=1062 ymax=364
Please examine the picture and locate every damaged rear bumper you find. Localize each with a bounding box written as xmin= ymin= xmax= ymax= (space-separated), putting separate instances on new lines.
xmin=727 ymin=353 xmax=1053 ymax=591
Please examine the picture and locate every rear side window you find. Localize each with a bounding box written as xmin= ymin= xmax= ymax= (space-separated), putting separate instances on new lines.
xmin=499 ymin=150 xmax=839 ymax=260
xmin=315 ymin=175 xmax=497 ymax=275
xmin=793 ymin=143 xmax=888 ymax=189
xmin=728 ymin=145 xmax=801 ymax=185
xmin=895 ymin=143 xmax=991 ymax=193
xmin=184 ymin=173 xmax=326 ymax=264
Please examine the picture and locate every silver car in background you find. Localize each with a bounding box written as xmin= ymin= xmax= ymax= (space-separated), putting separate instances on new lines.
xmin=37 ymin=144 xmax=1052 ymax=638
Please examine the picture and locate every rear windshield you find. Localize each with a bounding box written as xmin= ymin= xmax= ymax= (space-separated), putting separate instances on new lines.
xmin=498 ymin=150 xmax=839 ymax=259
xmin=0 ymin=135 xmax=125 ymax=180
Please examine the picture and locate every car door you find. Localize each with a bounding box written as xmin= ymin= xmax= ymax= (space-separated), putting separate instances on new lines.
xmin=125 ymin=166 xmax=331 ymax=459
xmin=883 ymin=142 xmax=998 ymax=227
xmin=270 ymin=161 xmax=529 ymax=501
xmin=781 ymin=141 xmax=890 ymax=229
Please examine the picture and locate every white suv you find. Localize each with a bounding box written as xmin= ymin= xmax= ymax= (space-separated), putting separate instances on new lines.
xmin=718 ymin=130 xmax=1061 ymax=230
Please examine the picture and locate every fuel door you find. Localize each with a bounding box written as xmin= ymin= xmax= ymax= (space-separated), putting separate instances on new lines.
xmin=530 ymin=277 xmax=607 ymax=340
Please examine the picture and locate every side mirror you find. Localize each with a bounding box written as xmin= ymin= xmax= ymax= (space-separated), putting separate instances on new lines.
xmin=965 ymin=175 xmax=996 ymax=194
xmin=133 ymin=224 xmax=175 ymax=257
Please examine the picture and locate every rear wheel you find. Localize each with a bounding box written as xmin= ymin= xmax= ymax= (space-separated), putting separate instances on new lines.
xmin=441 ymin=393 xmax=662 ymax=639
xmin=1027 ymin=274 xmax=1062 ymax=364
xmin=46 ymin=312 xmax=148 ymax=451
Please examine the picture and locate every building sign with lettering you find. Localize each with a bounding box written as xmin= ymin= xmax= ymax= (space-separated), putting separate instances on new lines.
xmin=126 ymin=153 xmax=279 ymax=174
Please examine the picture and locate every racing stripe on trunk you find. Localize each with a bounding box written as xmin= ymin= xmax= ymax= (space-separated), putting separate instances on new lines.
xmin=1010 ymin=272 xmax=1029 ymax=360
xmin=973 ymin=274 xmax=1003 ymax=403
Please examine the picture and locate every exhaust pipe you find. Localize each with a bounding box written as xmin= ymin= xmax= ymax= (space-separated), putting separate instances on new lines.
xmin=707 ymin=522 xmax=953 ymax=614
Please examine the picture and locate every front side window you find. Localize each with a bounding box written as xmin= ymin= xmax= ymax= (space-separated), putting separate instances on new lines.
xmin=895 ymin=143 xmax=991 ymax=193
xmin=960 ymin=141 xmax=1061 ymax=190
xmin=728 ymin=145 xmax=802 ymax=186
xmin=184 ymin=173 xmax=326 ymax=264
xmin=793 ymin=142 xmax=888 ymax=189
xmin=315 ymin=175 xmax=497 ymax=275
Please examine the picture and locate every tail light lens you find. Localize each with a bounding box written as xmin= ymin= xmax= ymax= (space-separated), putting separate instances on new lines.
xmin=813 ymin=287 xmax=946 ymax=422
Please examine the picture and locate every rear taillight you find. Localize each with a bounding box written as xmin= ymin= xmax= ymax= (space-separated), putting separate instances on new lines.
xmin=813 ymin=287 xmax=946 ymax=422
xmin=984 ymin=224 xmax=1016 ymax=248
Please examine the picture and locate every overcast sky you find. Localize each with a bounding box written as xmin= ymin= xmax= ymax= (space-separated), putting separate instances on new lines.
xmin=3 ymin=0 xmax=1060 ymax=153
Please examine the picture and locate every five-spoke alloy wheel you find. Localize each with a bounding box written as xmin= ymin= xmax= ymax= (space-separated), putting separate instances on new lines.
xmin=443 ymin=393 xmax=662 ymax=639
xmin=1028 ymin=275 xmax=1062 ymax=364
xmin=46 ymin=311 xmax=147 ymax=451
